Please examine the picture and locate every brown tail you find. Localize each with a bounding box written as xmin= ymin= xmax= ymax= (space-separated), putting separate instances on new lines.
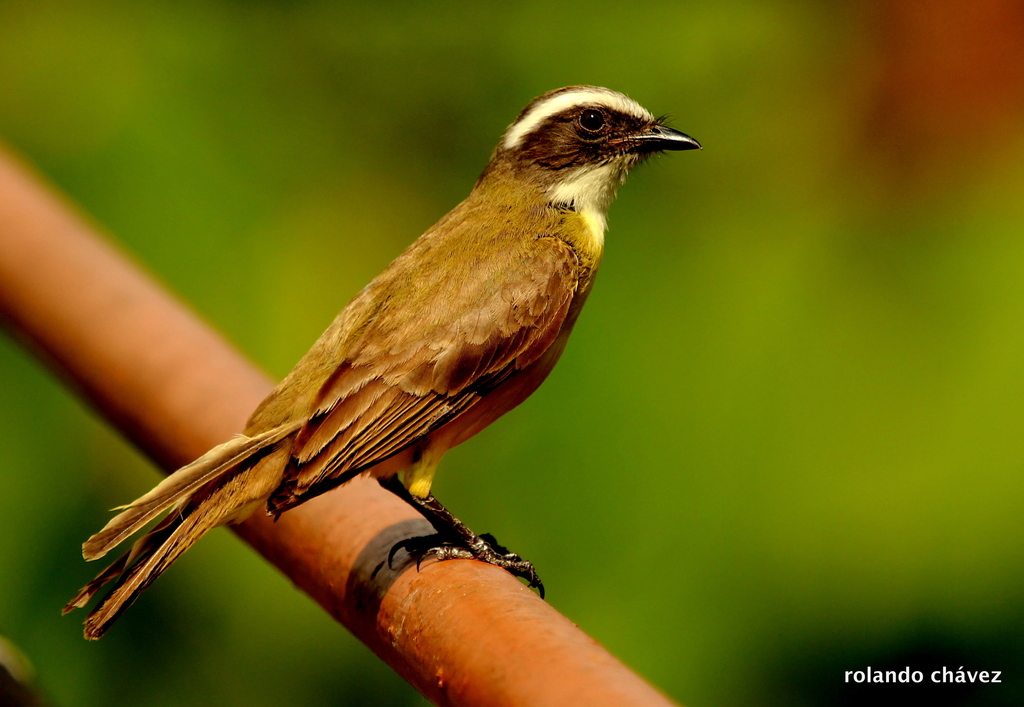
xmin=83 ymin=425 xmax=298 ymax=562
xmin=63 ymin=510 xmax=197 ymax=639
xmin=65 ymin=423 xmax=299 ymax=639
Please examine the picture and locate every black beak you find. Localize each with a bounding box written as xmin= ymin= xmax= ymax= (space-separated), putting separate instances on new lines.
xmin=630 ymin=124 xmax=702 ymax=152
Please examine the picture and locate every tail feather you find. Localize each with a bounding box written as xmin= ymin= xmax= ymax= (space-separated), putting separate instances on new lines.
xmin=83 ymin=424 xmax=299 ymax=562
xmin=62 ymin=513 xmax=178 ymax=615
xmin=67 ymin=426 xmax=297 ymax=639
xmin=80 ymin=507 xmax=211 ymax=639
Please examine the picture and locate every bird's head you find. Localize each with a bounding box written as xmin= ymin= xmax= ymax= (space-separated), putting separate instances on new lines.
xmin=481 ymin=86 xmax=700 ymax=220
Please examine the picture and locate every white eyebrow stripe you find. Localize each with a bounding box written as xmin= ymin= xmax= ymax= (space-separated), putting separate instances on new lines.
xmin=502 ymin=89 xmax=654 ymax=150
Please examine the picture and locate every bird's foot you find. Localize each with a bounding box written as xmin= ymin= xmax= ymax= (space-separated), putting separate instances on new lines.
xmin=388 ymin=531 xmax=544 ymax=598
xmin=375 ymin=477 xmax=544 ymax=597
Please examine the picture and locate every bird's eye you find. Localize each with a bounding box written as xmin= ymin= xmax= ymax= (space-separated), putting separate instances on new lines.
xmin=578 ymin=109 xmax=605 ymax=132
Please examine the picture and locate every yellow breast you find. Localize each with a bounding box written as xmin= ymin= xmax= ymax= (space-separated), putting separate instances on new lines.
xmin=559 ymin=207 xmax=606 ymax=270
xmin=579 ymin=207 xmax=606 ymax=252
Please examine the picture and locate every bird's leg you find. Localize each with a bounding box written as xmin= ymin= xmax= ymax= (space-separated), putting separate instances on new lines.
xmin=377 ymin=475 xmax=544 ymax=597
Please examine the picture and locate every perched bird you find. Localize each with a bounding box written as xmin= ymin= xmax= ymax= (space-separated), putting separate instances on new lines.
xmin=64 ymin=85 xmax=700 ymax=638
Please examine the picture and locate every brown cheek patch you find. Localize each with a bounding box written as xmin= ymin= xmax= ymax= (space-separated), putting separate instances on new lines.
xmin=519 ymin=118 xmax=592 ymax=169
xmin=517 ymin=111 xmax=651 ymax=169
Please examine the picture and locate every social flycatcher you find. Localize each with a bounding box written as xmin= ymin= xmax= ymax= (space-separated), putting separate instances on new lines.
xmin=65 ymin=86 xmax=700 ymax=638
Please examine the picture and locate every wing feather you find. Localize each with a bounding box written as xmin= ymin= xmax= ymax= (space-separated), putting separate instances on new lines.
xmin=267 ymin=235 xmax=580 ymax=513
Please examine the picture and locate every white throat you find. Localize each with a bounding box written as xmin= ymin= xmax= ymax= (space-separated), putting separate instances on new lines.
xmin=547 ymin=160 xmax=631 ymax=249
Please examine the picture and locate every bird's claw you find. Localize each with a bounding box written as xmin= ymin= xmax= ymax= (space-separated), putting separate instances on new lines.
xmin=388 ymin=532 xmax=447 ymax=570
xmin=387 ymin=531 xmax=544 ymax=598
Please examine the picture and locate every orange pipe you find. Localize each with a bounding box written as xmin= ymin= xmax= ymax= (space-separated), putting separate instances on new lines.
xmin=0 ymin=144 xmax=678 ymax=707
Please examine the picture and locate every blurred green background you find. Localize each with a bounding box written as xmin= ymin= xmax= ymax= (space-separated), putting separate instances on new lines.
xmin=2 ymin=0 xmax=1024 ymax=705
